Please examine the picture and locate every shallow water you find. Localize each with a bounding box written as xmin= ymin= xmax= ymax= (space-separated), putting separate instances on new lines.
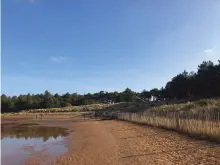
xmin=1 ymin=123 xmax=69 ymax=165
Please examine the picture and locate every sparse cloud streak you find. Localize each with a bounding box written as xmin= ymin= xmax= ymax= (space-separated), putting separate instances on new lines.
xmin=49 ymin=56 xmax=67 ymax=63
xmin=204 ymin=49 xmax=213 ymax=53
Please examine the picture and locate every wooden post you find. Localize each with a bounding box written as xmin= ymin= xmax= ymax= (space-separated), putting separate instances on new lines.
xmin=176 ymin=113 xmax=180 ymax=131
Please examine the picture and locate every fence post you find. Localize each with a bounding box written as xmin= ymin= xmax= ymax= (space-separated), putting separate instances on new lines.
xmin=175 ymin=113 xmax=180 ymax=131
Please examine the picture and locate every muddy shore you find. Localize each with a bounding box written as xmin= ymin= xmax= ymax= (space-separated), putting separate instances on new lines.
xmin=1 ymin=115 xmax=220 ymax=165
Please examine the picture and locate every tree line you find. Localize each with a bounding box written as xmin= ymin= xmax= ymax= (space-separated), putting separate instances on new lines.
xmin=1 ymin=60 xmax=220 ymax=112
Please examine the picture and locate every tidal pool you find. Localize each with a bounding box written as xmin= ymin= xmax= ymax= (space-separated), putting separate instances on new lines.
xmin=1 ymin=123 xmax=69 ymax=165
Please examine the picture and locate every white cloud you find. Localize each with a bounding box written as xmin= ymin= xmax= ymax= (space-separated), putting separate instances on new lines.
xmin=49 ymin=56 xmax=67 ymax=63
xmin=203 ymin=48 xmax=219 ymax=63
xmin=204 ymin=49 xmax=213 ymax=53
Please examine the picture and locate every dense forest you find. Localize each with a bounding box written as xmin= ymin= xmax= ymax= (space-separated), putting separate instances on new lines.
xmin=1 ymin=60 xmax=220 ymax=112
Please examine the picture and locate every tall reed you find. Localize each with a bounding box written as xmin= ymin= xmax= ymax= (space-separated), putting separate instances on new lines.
xmin=117 ymin=110 xmax=220 ymax=142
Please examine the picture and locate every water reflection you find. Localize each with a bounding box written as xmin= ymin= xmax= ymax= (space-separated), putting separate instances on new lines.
xmin=1 ymin=123 xmax=69 ymax=141
xmin=1 ymin=123 xmax=69 ymax=165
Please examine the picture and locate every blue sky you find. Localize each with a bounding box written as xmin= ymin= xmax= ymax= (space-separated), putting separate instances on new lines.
xmin=2 ymin=0 xmax=220 ymax=95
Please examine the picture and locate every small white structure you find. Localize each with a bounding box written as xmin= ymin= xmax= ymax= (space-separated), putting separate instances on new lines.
xmin=149 ymin=95 xmax=157 ymax=102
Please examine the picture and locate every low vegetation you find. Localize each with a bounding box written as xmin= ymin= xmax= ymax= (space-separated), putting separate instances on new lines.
xmin=23 ymin=104 xmax=110 ymax=113
xmin=116 ymin=99 xmax=220 ymax=142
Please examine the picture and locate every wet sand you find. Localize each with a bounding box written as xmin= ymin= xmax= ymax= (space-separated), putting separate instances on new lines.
xmin=2 ymin=115 xmax=220 ymax=165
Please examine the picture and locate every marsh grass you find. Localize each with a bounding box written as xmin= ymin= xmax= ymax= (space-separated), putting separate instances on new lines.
xmin=117 ymin=113 xmax=220 ymax=141
xmin=23 ymin=104 xmax=111 ymax=113
xmin=117 ymin=99 xmax=220 ymax=142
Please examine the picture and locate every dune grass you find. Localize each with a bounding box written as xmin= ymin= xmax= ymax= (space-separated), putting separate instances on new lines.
xmin=116 ymin=99 xmax=220 ymax=142
xmin=23 ymin=104 xmax=111 ymax=113
xmin=118 ymin=112 xmax=220 ymax=142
